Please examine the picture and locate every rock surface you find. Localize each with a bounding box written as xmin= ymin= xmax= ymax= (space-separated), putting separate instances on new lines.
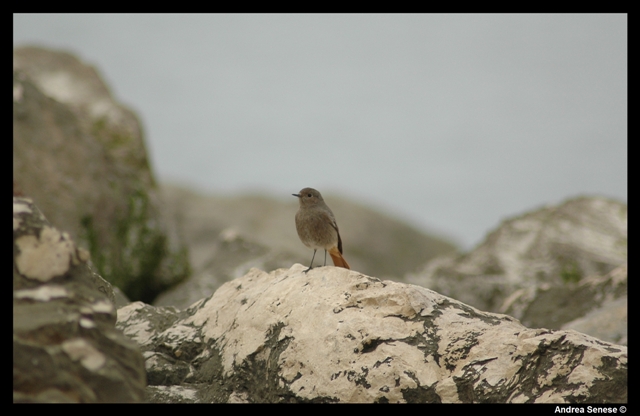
xmin=13 ymin=46 xmax=189 ymax=302
xmin=117 ymin=265 xmax=626 ymax=403
xmin=407 ymin=197 xmax=627 ymax=326
xmin=502 ymin=264 xmax=627 ymax=345
xmin=13 ymin=197 xmax=146 ymax=402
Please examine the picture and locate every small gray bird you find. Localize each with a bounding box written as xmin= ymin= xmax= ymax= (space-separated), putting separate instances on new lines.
xmin=293 ymin=187 xmax=350 ymax=273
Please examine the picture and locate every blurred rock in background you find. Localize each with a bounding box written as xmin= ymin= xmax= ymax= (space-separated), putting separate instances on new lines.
xmin=13 ymin=46 xmax=190 ymax=303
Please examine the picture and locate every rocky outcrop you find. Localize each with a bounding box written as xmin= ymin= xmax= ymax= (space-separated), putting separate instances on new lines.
xmin=406 ymin=196 xmax=627 ymax=337
xmin=13 ymin=197 xmax=146 ymax=402
xmin=502 ymin=264 xmax=627 ymax=345
xmin=13 ymin=46 xmax=189 ymax=302
xmin=156 ymin=183 xmax=457 ymax=308
xmin=117 ymin=265 xmax=626 ymax=403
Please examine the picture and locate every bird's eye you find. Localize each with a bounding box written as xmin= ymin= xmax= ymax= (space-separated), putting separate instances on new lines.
xmin=307 ymin=193 xmax=312 ymax=197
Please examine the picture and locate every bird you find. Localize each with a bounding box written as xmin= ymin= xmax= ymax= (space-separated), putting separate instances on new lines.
xmin=293 ymin=187 xmax=350 ymax=273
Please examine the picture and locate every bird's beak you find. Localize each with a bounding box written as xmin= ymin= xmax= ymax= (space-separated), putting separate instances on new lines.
xmin=292 ymin=193 xmax=300 ymax=198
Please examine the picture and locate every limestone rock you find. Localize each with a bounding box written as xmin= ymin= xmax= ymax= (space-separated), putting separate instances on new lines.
xmin=117 ymin=265 xmax=626 ymax=403
xmin=561 ymin=296 xmax=627 ymax=346
xmin=13 ymin=197 xmax=146 ymax=402
xmin=407 ymin=196 xmax=627 ymax=316
xmin=501 ymin=264 xmax=627 ymax=345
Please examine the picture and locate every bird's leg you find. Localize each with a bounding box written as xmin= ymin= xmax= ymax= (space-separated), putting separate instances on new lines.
xmin=304 ymin=249 xmax=317 ymax=273
xmin=324 ymin=250 xmax=327 ymax=266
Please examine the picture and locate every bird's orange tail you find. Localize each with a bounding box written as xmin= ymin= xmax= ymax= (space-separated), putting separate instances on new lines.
xmin=328 ymin=246 xmax=350 ymax=269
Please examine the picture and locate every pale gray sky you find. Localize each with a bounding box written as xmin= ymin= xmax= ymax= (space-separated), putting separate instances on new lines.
xmin=13 ymin=14 xmax=627 ymax=249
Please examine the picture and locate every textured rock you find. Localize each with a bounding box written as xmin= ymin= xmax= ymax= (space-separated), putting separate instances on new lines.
xmin=561 ymin=296 xmax=627 ymax=346
xmin=13 ymin=198 xmax=146 ymax=402
xmin=13 ymin=46 xmax=189 ymax=302
xmin=117 ymin=265 xmax=626 ymax=403
xmin=407 ymin=196 xmax=627 ymax=318
xmin=501 ymin=264 xmax=627 ymax=344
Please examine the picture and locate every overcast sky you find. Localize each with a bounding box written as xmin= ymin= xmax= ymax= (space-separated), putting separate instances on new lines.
xmin=13 ymin=14 xmax=627 ymax=249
